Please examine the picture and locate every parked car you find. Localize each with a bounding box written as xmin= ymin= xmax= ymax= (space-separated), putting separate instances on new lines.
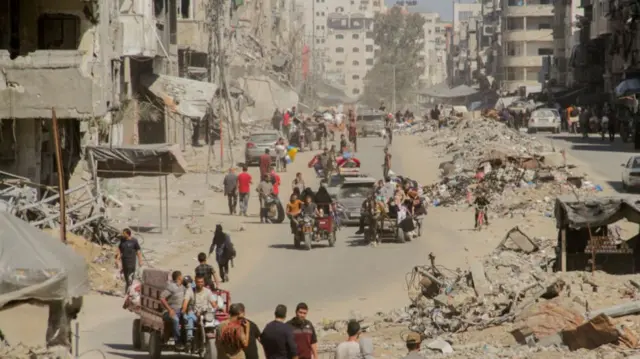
xmin=335 ymin=176 xmax=377 ymax=226
xmin=621 ymin=156 xmax=640 ymax=191
xmin=527 ymin=108 xmax=561 ymax=134
xmin=244 ymin=130 xmax=282 ymax=165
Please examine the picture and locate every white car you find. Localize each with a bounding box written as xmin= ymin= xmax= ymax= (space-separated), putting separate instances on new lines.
xmin=527 ymin=108 xmax=561 ymax=134
xmin=621 ymin=156 xmax=640 ymax=191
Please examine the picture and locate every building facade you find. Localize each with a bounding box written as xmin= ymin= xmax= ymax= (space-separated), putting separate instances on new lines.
xmin=419 ymin=13 xmax=450 ymax=87
xmin=500 ymin=0 xmax=554 ymax=92
xmin=304 ymin=0 xmax=386 ymax=96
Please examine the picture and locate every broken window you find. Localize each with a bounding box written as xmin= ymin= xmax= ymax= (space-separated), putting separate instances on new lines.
xmin=179 ymin=0 xmax=191 ymax=19
xmin=38 ymin=14 xmax=80 ymax=50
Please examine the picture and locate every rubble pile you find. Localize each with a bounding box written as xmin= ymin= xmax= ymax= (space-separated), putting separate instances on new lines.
xmin=405 ymin=227 xmax=640 ymax=354
xmin=421 ymin=118 xmax=602 ymax=214
xmin=0 ymin=178 xmax=121 ymax=246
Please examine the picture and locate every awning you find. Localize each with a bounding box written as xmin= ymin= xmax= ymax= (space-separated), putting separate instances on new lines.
xmin=141 ymin=74 xmax=217 ymax=119
xmin=615 ymin=78 xmax=640 ymax=97
xmin=86 ymin=143 xmax=189 ymax=178
xmin=555 ymin=195 xmax=640 ymax=229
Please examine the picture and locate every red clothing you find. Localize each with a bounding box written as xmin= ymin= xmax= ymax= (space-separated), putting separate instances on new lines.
xmin=283 ymin=112 xmax=291 ymax=126
xmin=259 ymin=154 xmax=272 ymax=178
xmin=271 ymin=171 xmax=281 ymax=195
xmin=237 ymin=172 xmax=252 ymax=193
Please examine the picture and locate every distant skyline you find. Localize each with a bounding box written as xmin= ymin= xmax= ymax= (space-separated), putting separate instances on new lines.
xmin=383 ymin=0 xmax=479 ymax=21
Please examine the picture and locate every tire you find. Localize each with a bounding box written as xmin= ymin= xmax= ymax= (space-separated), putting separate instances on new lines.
xmin=204 ymin=339 xmax=216 ymax=359
xmin=328 ymin=231 xmax=336 ymax=247
xmin=622 ymin=180 xmax=628 ymax=192
xmin=304 ymin=233 xmax=312 ymax=250
xmin=132 ymin=319 xmax=142 ymax=350
xmin=397 ymin=228 xmax=406 ymax=243
xmin=148 ymin=331 xmax=162 ymax=359
xmin=269 ymin=202 xmax=285 ymax=223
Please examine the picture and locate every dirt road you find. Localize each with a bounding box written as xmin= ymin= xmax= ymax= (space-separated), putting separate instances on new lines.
xmin=0 ymin=133 xmax=571 ymax=359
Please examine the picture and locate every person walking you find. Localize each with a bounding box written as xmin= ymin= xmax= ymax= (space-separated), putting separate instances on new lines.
xmin=217 ymin=303 xmax=251 ymax=359
xmin=209 ymin=225 xmax=235 ymax=282
xmin=401 ymin=332 xmax=423 ymax=359
xmin=335 ymin=321 xmax=362 ymax=359
xmin=261 ymin=305 xmax=298 ymax=359
xmin=287 ymin=303 xmax=318 ymax=359
xmin=260 ymin=149 xmax=272 ymax=179
xmin=292 ymin=172 xmax=305 ymax=194
xmin=237 ymin=303 xmax=262 ymax=359
xmin=237 ymin=166 xmax=252 ymax=216
xmin=283 ymin=110 xmax=292 ymax=141
xmin=257 ymin=174 xmax=275 ymax=223
xmin=115 ymin=228 xmax=143 ymax=293
xmin=223 ymin=167 xmax=239 ymax=215
xmin=194 ymin=252 xmax=220 ymax=289
xmin=382 ymin=147 xmax=392 ymax=179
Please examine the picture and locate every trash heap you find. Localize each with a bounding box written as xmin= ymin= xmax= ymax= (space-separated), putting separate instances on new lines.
xmin=406 ymin=227 xmax=640 ymax=353
xmin=421 ymin=117 xmax=602 ymax=214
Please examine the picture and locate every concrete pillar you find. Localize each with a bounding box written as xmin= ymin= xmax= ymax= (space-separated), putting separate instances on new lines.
xmin=14 ymin=119 xmax=42 ymax=184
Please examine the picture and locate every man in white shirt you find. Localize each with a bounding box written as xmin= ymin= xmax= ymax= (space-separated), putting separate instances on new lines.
xmin=182 ymin=275 xmax=219 ymax=343
xmin=335 ymin=320 xmax=362 ymax=359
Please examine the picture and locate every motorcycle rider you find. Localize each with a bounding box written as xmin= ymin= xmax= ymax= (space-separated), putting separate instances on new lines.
xmin=302 ymin=194 xmax=320 ymax=218
xmin=181 ymin=275 xmax=219 ymax=348
xmin=286 ymin=193 xmax=304 ymax=234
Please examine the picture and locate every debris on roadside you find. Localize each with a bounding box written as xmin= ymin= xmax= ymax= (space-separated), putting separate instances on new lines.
xmin=420 ymin=117 xmax=604 ymax=216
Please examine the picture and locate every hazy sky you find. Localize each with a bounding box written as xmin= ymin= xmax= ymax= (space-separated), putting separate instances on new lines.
xmin=383 ymin=0 xmax=478 ymax=21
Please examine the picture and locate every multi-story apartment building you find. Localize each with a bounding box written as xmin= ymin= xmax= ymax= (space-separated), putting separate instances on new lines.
xmin=419 ymin=13 xmax=450 ymax=87
xmin=450 ymin=2 xmax=482 ymax=86
xmin=304 ymin=0 xmax=386 ymax=96
xmin=500 ymin=0 xmax=554 ymax=92
xmin=549 ymin=0 xmax=583 ymax=87
xmin=0 ymin=0 xmax=179 ymax=187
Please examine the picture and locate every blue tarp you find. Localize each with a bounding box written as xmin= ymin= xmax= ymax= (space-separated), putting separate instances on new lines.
xmin=615 ymin=79 xmax=640 ymax=97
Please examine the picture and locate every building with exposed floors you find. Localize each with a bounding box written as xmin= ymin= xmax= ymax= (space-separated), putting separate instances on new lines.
xmin=500 ymin=0 xmax=554 ymax=92
xmin=419 ymin=12 xmax=450 ymax=87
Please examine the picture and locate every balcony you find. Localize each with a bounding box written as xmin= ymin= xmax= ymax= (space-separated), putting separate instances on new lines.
xmin=119 ymin=0 xmax=158 ymax=57
xmin=503 ymin=5 xmax=553 ymax=17
xmin=503 ymin=29 xmax=552 ymax=41
xmin=0 ymin=51 xmax=103 ymax=119
xmin=503 ymin=55 xmax=544 ymax=67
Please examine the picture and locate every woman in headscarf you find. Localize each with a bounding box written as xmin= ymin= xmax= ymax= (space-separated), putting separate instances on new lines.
xmin=301 ymin=187 xmax=315 ymax=203
xmin=315 ymin=185 xmax=333 ymax=216
xmin=209 ymin=225 xmax=234 ymax=282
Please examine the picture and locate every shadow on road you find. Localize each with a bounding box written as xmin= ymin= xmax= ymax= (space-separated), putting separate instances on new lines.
xmin=606 ymin=181 xmax=624 ymax=193
xmin=104 ymin=343 xmax=133 ymax=351
xmin=105 ymin=351 xmax=189 ymax=359
xmin=268 ymin=243 xmax=331 ymax=250
xmin=545 ymin=134 xmax=637 ymax=153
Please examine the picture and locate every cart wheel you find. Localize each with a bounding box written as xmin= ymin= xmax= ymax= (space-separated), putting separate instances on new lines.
xmin=204 ymin=338 xmax=217 ymax=359
xmin=329 ymin=231 xmax=337 ymax=247
xmin=132 ymin=319 xmax=142 ymax=350
xmin=148 ymin=331 xmax=162 ymax=359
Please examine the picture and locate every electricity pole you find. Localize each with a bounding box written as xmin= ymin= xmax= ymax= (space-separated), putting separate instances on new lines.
xmin=392 ymin=64 xmax=396 ymax=113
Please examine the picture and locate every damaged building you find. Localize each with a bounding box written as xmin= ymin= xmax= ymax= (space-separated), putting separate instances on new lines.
xmin=0 ymin=0 xmax=116 ymax=189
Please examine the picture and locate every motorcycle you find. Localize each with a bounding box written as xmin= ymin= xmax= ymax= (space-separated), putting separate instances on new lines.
xmin=264 ymin=194 xmax=285 ymax=223
xmin=294 ymin=215 xmax=314 ymax=250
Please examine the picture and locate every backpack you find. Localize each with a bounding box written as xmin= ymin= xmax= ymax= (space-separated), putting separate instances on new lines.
xmin=223 ymin=237 xmax=237 ymax=260
xmin=218 ymin=320 xmax=244 ymax=351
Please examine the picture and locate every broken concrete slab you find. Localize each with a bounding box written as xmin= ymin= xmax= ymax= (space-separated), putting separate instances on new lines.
xmin=469 ymin=260 xmax=490 ymax=297
xmin=425 ymin=338 xmax=454 ymax=354
xmin=498 ymin=226 xmax=538 ymax=253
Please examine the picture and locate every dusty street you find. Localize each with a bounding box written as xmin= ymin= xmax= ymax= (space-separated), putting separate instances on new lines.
xmin=540 ymin=133 xmax=636 ymax=192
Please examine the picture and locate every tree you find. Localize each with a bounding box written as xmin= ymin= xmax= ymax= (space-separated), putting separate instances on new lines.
xmin=362 ymin=7 xmax=426 ymax=109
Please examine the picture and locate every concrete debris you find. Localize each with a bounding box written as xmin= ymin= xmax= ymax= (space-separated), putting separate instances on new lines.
xmin=421 ymin=118 xmax=602 ymax=216
xmin=0 ymin=343 xmax=60 ymax=359
xmin=0 ymin=178 xmax=120 ymax=246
